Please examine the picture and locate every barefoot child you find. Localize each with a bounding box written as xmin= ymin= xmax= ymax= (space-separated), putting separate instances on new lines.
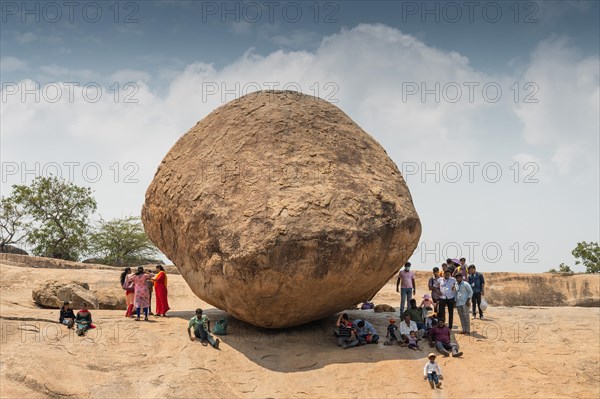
xmin=423 ymin=353 xmax=443 ymax=389
xmin=384 ymin=318 xmax=400 ymax=345
xmin=407 ymin=330 xmax=421 ymax=351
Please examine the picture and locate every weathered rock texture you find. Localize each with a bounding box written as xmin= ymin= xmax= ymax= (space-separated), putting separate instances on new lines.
xmin=31 ymin=280 xmax=126 ymax=310
xmin=32 ymin=281 xmax=99 ymax=309
xmin=142 ymin=90 xmax=421 ymax=327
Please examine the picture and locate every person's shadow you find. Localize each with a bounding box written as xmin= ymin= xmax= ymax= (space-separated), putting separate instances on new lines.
xmin=171 ymin=309 xmax=434 ymax=372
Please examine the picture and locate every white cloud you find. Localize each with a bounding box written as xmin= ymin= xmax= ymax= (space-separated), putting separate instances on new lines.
xmin=0 ymin=56 xmax=27 ymax=72
xmin=513 ymin=37 xmax=599 ymax=176
xmin=2 ymin=24 xmax=598 ymax=272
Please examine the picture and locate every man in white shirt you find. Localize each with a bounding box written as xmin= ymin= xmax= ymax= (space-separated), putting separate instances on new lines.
xmin=399 ymin=313 xmax=425 ymax=342
xmin=437 ymin=270 xmax=457 ymax=329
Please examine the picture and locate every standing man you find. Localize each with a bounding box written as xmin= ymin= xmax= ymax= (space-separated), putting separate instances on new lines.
xmin=454 ymin=258 xmax=468 ymax=279
xmin=396 ymin=262 xmax=416 ymax=316
xmin=468 ymin=265 xmax=485 ymax=319
xmin=429 ymin=267 xmax=443 ymax=313
xmin=454 ymin=274 xmax=473 ymax=334
xmin=438 ymin=270 xmax=457 ymax=329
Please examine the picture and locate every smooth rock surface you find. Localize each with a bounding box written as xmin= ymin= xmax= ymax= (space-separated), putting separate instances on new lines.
xmin=142 ymin=90 xmax=421 ymax=327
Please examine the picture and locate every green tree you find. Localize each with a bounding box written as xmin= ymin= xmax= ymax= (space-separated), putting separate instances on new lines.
xmin=0 ymin=195 xmax=29 ymax=251
xmin=572 ymin=241 xmax=600 ymax=273
xmin=12 ymin=176 xmax=96 ymax=261
xmin=89 ymin=216 xmax=160 ymax=266
xmin=558 ymin=263 xmax=572 ymax=273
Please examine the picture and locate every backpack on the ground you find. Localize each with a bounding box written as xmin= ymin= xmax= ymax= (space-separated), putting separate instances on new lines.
xmin=213 ymin=318 xmax=228 ymax=335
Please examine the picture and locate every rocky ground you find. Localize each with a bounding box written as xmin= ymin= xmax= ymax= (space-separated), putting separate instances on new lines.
xmin=1 ymin=261 xmax=599 ymax=398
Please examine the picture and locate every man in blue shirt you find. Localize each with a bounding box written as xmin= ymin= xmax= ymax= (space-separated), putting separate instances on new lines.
xmin=468 ymin=265 xmax=485 ymax=319
xmin=354 ymin=319 xmax=380 ymax=345
xmin=455 ymin=274 xmax=473 ymax=334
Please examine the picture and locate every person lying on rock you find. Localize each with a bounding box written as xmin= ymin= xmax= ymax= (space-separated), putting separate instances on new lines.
xmin=59 ymin=301 xmax=75 ymax=329
xmin=336 ymin=313 xmax=359 ymax=349
xmin=188 ymin=308 xmax=220 ymax=349
xmin=75 ymin=303 xmax=92 ymax=336
xmin=353 ymin=319 xmax=379 ymax=345
xmin=427 ymin=319 xmax=462 ymax=357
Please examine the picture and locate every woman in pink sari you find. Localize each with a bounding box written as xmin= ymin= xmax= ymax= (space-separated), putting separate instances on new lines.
xmin=127 ymin=266 xmax=154 ymax=321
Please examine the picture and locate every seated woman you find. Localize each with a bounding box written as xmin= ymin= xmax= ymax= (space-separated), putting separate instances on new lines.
xmin=75 ymin=303 xmax=93 ymax=336
xmin=59 ymin=301 xmax=75 ymax=329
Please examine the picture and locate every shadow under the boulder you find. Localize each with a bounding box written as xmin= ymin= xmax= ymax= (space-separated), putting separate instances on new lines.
xmin=171 ymin=308 xmax=435 ymax=372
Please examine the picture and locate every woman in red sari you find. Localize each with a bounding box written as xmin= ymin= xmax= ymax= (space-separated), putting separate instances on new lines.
xmin=152 ymin=265 xmax=170 ymax=317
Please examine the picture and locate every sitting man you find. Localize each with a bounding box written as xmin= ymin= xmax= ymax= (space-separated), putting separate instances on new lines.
xmin=188 ymin=308 xmax=220 ymax=349
xmin=399 ymin=314 xmax=425 ymax=344
xmin=402 ymin=299 xmax=426 ymax=330
xmin=428 ymin=319 xmax=463 ymax=357
xmin=353 ymin=319 xmax=380 ymax=345
xmin=336 ymin=313 xmax=359 ymax=349
xmin=59 ymin=301 xmax=75 ymax=329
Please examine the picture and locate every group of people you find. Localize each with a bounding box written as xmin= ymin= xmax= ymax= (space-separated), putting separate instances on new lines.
xmin=59 ymin=301 xmax=94 ymax=336
xmin=335 ymin=306 xmax=463 ymax=358
xmin=396 ymin=258 xmax=486 ymax=336
xmin=120 ymin=265 xmax=170 ymax=321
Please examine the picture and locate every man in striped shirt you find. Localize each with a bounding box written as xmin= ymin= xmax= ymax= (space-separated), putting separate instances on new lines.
xmin=336 ymin=313 xmax=359 ymax=349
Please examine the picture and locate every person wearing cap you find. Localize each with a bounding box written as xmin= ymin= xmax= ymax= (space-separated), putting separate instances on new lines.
xmin=423 ymin=307 xmax=436 ymax=329
xmin=468 ymin=265 xmax=485 ymax=319
xmin=437 ymin=270 xmax=457 ymax=329
xmin=455 ymin=273 xmax=473 ymax=334
xmin=395 ymin=262 xmax=416 ymax=315
xmin=445 ymin=259 xmax=455 ymax=275
xmin=384 ymin=318 xmax=400 ymax=345
xmin=423 ymin=352 xmax=443 ymax=389
xmin=428 ymin=319 xmax=462 ymax=357
xmin=454 ymin=258 xmax=468 ymax=280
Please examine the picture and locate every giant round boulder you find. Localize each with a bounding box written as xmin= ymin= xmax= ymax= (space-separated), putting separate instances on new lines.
xmin=142 ymin=90 xmax=421 ymax=328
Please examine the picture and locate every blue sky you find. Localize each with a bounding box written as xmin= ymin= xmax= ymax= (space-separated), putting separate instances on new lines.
xmin=1 ymin=1 xmax=599 ymax=272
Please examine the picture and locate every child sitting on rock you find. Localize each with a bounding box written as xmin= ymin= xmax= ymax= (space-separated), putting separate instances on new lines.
xmin=407 ymin=330 xmax=422 ymax=351
xmin=423 ymin=352 xmax=443 ymax=389
xmin=384 ymin=318 xmax=400 ymax=345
